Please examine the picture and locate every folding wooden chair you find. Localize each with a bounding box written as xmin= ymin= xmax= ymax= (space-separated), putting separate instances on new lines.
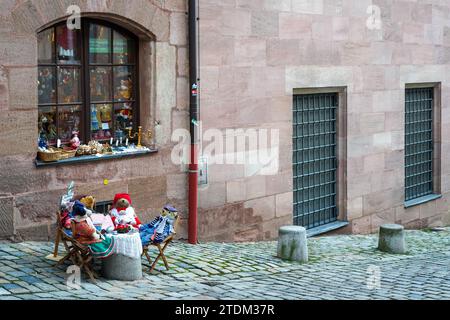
xmin=67 ymin=220 xmax=97 ymax=282
xmin=52 ymin=211 xmax=97 ymax=282
xmin=142 ymin=213 xmax=179 ymax=273
xmin=51 ymin=211 xmax=75 ymax=265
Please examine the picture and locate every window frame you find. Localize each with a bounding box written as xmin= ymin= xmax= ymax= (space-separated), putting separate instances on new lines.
xmin=292 ymin=87 xmax=348 ymax=228
xmin=404 ymin=83 xmax=442 ymax=208
xmin=37 ymin=18 xmax=140 ymax=146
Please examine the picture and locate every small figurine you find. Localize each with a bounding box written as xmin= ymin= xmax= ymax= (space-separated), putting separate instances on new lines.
xmin=38 ymin=68 xmax=55 ymax=103
xmin=38 ymin=131 xmax=48 ymax=149
xmin=69 ymin=131 xmax=80 ymax=150
xmin=99 ymin=104 xmax=112 ymax=122
xmin=91 ymin=106 xmax=99 ymax=131
xmin=48 ymin=123 xmax=57 ymax=141
xmin=60 ymin=69 xmax=75 ymax=103
xmin=118 ymin=79 xmax=132 ymax=100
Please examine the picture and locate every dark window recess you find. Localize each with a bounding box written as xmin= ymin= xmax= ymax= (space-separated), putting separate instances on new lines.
xmin=293 ymin=93 xmax=338 ymax=229
xmin=405 ymin=87 xmax=434 ymax=201
xmin=94 ymin=200 xmax=113 ymax=214
xmin=37 ymin=19 xmax=139 ymax=147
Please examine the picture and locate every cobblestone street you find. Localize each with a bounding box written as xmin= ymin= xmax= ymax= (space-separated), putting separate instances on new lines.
xmin=0 ymin=228 xmax=449 ymax=300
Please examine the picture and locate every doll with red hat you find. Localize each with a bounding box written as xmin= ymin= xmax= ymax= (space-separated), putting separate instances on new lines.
xmin=110 ymin=193 xmax=142 ymax=232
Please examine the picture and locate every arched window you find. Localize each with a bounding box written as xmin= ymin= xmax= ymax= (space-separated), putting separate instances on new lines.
xmin=37 ymin=19 xmax=138 ymax=146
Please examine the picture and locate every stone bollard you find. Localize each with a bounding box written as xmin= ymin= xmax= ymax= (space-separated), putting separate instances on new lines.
xmin=101 ymin=254 xmax=143 ymax=281
xmin=378 ymin=224 xmax=406 ymax=254
xmin=277 ymin=226 xmax=308 ymax=263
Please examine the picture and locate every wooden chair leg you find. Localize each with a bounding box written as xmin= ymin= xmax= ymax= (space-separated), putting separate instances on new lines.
xmin=56 ymin=241 xmax=76 ymax=266
xmin=160 ymin=242 xmax=170 ymax=270
xmin=150 ymin=245 xmax=164 ymax=273
xmin=81 ymin=261 xmax=96 ymax=282
xmin=56 ymin=251 xmax=72 ymax=266
xmin=150 ymin=254 xmax=161 ymax=273
xmin=78 ymin=251 xmax=96 ymax=282
xmin=53 ymin=229 xmax=62 ymax=257
xmin=150 ymin=242 xmax=171 ymax=272
xmin=143 ymin=248 xmax=153 ymax=265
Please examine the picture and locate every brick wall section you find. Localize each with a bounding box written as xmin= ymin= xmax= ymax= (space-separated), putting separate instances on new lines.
xmin=0 ymin=0 xmax=189 ymax=241
xmin=198 ymin=0 xmax=450 ymax=241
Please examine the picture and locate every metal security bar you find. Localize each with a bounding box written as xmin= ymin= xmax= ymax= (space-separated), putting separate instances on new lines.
xmin=405 ymin=87 xmax=434 ymax=201
xmin=94 ymin=200 xmax=113 ymax=214
xmin=293 ymin=93 xmax=338 ymax=229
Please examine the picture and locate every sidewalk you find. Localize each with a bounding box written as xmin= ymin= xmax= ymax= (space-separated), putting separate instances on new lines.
xmin=0 ymin=228 xmax=449 ymax=300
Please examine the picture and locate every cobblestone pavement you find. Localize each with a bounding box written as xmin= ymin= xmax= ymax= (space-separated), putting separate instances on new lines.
xmin=0 ymin=228 xmax=450 ymax=300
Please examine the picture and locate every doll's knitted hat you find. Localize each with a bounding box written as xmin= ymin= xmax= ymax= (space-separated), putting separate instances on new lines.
xmin=72 ymin=200 xmax=87 ymax=216
xmin=113 ymin=193 xmax=132 ymax=206
xmin=163 ymin=205 xmax=177 ymax=212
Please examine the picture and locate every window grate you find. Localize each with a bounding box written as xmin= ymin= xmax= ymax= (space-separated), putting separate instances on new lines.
xmin=293 ymin=93 xmax=338 ymax=229
xmin=405 ymin=87 xmax=434 ymax=201
xmin=94 ymin=200 xmax=113 ymax=214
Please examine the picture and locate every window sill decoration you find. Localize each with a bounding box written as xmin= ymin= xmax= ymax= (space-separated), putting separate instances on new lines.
xmin=35 ymin=143 xmax=157 ymax=167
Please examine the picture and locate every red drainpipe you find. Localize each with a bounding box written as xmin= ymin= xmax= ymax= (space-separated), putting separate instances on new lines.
xmin=188 ymin=145 xmax=198 ymax=244
xmin=188 ymin=0 xmax=199 ymax=244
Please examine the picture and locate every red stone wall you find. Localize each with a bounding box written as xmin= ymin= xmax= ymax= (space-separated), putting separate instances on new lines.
xmin=0 ymin=0 xmax=189 ymax=241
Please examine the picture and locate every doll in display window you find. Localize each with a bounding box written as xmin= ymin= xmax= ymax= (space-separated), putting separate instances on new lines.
xmin=115 ymin=102 xmax=133 ymax=131
xmin=99 ymin=104 xmax=112 ymax=138
xmin=91 ymin=69 xmax=107 ymax=100
xmin=40 ymin=113 xmax=57 ymax=142
xmin=70 ymin=131 xmax=81 ymax=150
xmin=59 ymin=69 xmax=77 ymax=103
xmin=57 ymin=26 xmax=76 ymax=62
xmin=116 ymin=78 xmax=132 ymax=101
xmin=91 ymin=105 xmax=100 ymax=131
xmin=38 ymin=68 xmax=55 ymax=104
xmin=60 ymin=107 xmax=81 ymax=142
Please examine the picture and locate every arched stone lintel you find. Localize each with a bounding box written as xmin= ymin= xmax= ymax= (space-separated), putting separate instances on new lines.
xmin=12 ymin=0 xmax=167 ymax=41
xmin=36 ymin=12 xmax=156 ymax=41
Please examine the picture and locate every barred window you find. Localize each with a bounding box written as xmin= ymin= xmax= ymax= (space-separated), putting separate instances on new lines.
xmin=405 ymin=87 xmax=434 ymax=202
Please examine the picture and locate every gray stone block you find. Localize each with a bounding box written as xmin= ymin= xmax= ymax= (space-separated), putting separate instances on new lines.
xmin=277 ymin=226 xmax=308 ymax=263
xmin=378 ymin=224 xmax=406 ymax=254
xmin=101 ymin=254 xmax=143 ymax=281
xmin=15 ymin=224 xmax=50 ymax=241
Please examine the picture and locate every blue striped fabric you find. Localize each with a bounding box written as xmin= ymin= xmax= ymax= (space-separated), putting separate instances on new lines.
xmin=140 ymin=216 xmax=174 ymax=246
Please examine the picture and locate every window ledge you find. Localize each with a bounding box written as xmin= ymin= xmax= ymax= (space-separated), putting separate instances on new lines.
xmin=404 ymin=194 xmax=441 ymax=208
xmin=35 ymin=147 xmax=158 ymax=167
xmin=306 ymin=220 xmax=349 ymax=238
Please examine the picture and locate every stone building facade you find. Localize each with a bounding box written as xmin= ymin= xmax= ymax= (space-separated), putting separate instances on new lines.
xmin=1 ymin=0 xmax=450 ymax=242
xmin=0 ymin=0 xmax=191 ymax=241
xmin=197 ymin=0 xmax=450 ymax=240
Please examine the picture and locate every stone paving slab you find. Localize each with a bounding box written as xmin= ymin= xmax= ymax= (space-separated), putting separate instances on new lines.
xmin=0 ymin=228 xmax=449 ymax=299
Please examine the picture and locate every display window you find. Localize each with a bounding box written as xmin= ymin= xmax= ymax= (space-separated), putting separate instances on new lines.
xmin=37 ymin=20 xmax=138 ymax=146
